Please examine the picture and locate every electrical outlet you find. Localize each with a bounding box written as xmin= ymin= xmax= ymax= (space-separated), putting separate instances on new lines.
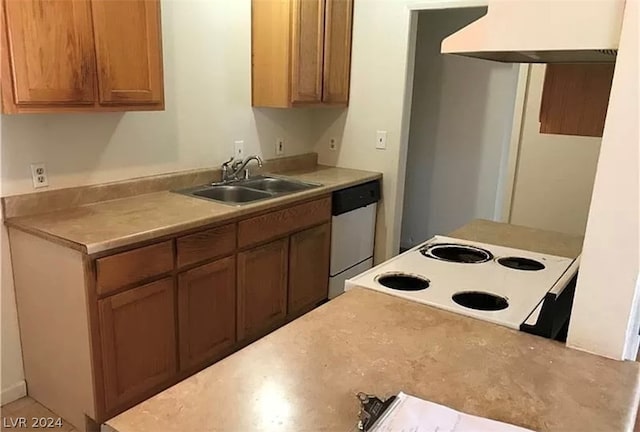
xmin=329 ymin=137 xmax=338 ymax=151
xmin=234 ymin=140 xmax=245 ymax=159
xmin=30 ymin=163 xmax=48 ymax=189
xmin=376 ymin=131 xmax=387 ymax=150
xmin=276 ymin=138 xmax=285 ymax=156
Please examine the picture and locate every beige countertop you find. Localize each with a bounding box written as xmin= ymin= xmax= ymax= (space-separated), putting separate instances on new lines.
xmin=106 ymin=287 xmax=640 ymax=432
xmin=450 ymin=218 xmax=584 ymax=258
xmin=5 ymin=166 xmax=381 ymax=254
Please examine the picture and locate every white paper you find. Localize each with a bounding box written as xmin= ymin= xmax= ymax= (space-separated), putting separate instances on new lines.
xmin=370 ymin=392 xmax=535 ymax=432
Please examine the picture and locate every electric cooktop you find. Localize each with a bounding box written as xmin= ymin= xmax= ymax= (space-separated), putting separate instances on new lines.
xmin=345 ymin=235 xmax=579 ymax=330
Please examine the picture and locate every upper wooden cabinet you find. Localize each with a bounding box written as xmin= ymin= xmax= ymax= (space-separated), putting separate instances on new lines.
xmin=2 ymin=0 xmax=97 ymax=105
xmin=252 ymin=0 xmax=353 ymax=108
xmin=540 ymin=64 xmax=615 ymax=138
xmin=1 ymin=0 xmax=164 ymax=113
xmin=322 ymin=0 xmax=353 ymax=104
xmin=91 ymin=0 xmax=163 ymax=105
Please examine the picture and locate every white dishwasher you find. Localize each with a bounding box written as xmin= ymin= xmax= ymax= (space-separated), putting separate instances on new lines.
xmin=329 ymin=180 xmax=380 ymax=299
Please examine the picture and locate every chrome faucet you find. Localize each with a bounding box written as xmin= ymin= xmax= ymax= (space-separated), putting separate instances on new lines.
xmin=221 ymin=155 xmax=264 ymax=182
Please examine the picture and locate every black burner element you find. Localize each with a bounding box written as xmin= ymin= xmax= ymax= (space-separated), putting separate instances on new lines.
xmin=376 ymin=273 xmax=430 ymax=291
xmin=452 ymin=291 xmax=509 ymax=311
xmin=420 ymin=243 xmax=493 ymax=264
xmin=497 ymin=257 xmax=545 ymax=271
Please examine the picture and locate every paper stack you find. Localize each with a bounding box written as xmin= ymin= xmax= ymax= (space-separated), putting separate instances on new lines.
xmin=370 ymin=392 xmax=534 ymax=432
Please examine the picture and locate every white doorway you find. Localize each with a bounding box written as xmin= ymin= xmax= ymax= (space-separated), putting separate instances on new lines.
xmin=400 ymin=8 xmax=520 ymax=250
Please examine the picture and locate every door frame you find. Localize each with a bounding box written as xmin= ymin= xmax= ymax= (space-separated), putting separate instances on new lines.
xmin=499 ymin=64 xmax=530 ymax=222
xmin=396 ymin=2 xmax=530 ymax=240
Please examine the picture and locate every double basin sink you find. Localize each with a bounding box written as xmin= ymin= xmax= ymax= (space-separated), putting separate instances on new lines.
xmin=176 ymin=175 xmax=321 ymax=205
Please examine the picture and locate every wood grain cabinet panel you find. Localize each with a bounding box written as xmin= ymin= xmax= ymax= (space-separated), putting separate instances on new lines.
xmin=291 ymin=0 xmax=325 ymax=104
xmin=322 ymin=0 xmax=353 ymax=104
xmin=237 ymin=238 xmax=288 ymax=340
xmin=178 ymin=256 xmax=236 ymax=371
xmin=3 ymin=0 xmax=97 ymax=105
xmin=98 ymin=278 xmax=177 ymax=414
xmin=251 ymin=0 xmax=353 ymax=107
xmin=238 ymin=196 xmax=331 ymax=248
xmin=176 ymin=224 xmax=236 ymax=268
xmin=95 ymin=240 xmax=174 ymax=296
xmin=1 ymin=0 xmax=165 ymax=113
xmin=7 ymin=193 xmax=340 ymax=426
xmin=288 ymin=223 xmax=331 ymax=316
xmin=540 ymin=63 xmax=614 ymax=138
xmin=91 ymin=0 xmax=164 ymax=105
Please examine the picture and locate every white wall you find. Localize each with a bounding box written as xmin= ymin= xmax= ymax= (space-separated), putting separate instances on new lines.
xmin=508 ymin=65 xmax=602 ymax=236
xmin=313 ymin=0 xmax=418 ymax=261
xmin=0 ymin=0 xmax=318 ymax=400
xmin=567 ymin=0 xmax=640 ymax=360
xmin=1 ymin=119 xmax=26 ymax=404
xmin=400 ymin=9 xmax=519 ymax=248
xmin=1 ymin=1 xmax=317 ymax=195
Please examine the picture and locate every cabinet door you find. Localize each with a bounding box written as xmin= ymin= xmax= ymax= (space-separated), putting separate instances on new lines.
xmin=322 ymin=0 xmax=353 ymax=104
xmin=99 ymin=278 xmax=176 ymax=414
xmin=237 ymin=238 xmax=288 ymax=340
xmin=290 ymin=0 xmax=325 ymax=104
xmin=178 ymin=256 xmax=236 ymax=371
xmin=4 ymin=0 xmax=96 ymax=105
xmin=91 ymin=0 xmax=164 ymax=105
xmin=288 ymin=223 xmax=331 ymax=316
xmin=539 ymin=64 xmax=614 ymax=137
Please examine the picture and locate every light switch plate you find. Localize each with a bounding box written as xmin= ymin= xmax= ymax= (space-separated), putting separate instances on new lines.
xmin=376 ymin=131 xmax=387 ymax=150
xmin=234 ymin=140 xmax=245 ymax=159
xmin=276 ymin=138 xmax=285 ymax=156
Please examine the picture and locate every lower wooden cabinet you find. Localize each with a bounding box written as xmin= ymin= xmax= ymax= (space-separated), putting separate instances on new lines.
xmin=288 ymin=223 xmax=331 ymax=315
xmin=98 ymin=277 xmax=177 ymax=414
xmin=8 ymin=194 xmax=335 ymax=429
xmin=237 ymin=238 xmax=289 ymax=340
xmin=178 ymin=256 xmax=236 ymax=371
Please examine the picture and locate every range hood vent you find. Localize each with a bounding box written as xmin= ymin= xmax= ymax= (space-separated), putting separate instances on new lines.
xmin=454 ymin=49 xmax=618 ymax=64
xmin=442 ymin=1 xmax=624 ymax=64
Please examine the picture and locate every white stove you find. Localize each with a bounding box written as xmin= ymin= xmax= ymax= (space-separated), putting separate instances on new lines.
xmin=346 ymin=236 xmax=580 ymax=334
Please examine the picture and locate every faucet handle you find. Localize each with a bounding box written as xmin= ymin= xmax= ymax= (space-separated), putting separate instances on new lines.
xmin=220 ymin=156 xmax=236 ymax=183
xmin=221 ymin=156 xmax=234 ymax=168
xmin=231 ymin=158 xmax=244 ymax=170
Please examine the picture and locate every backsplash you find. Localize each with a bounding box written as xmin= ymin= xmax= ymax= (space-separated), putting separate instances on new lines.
xmin=2 ymin=153 xmax=318 ymax=219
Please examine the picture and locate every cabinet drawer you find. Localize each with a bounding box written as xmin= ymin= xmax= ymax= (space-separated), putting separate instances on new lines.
xmin=238 ymin=196 xmax=331 ymax=248
xmin=177 ymin=223 xmax=236 ymax=268
xmin=96 ymin=241 xmax=174 ymax=295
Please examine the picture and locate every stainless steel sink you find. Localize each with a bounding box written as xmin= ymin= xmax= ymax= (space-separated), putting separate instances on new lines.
xmin=236 ymin=176 xmax=317 ymax=193
xmin=175 ymin=175 xmax=321 ymax=205
xmin=191 ymin=185 xmax=273 ymax=203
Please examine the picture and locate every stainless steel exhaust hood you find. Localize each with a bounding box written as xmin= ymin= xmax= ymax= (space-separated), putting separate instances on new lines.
xmin=441 ymin=1 xmax=624 ymax=63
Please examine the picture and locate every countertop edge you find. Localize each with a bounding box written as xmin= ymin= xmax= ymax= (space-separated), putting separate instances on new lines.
xmin=6 ymin=171 xmax=382 ymax=255
xmin=4 ymin=220 xmax=88 ymax=253
xmin=104 ymin=286 xmax=640 ymax=432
